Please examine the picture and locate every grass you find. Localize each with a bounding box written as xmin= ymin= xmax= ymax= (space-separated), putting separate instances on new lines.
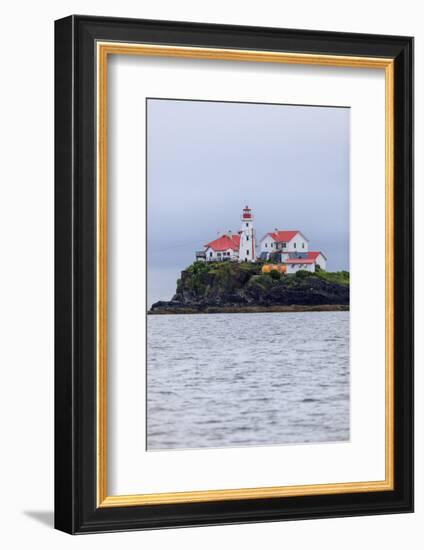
xmin=312 ymin=270 xmax=350 ymax=286
xmin=183 ymin=261 xmax=349 ymax=290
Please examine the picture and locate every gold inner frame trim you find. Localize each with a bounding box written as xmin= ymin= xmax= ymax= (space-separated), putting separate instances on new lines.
xmin=96 ymin=41 xmax=395 ymax=508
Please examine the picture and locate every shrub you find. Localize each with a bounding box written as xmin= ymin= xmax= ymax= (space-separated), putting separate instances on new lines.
xmin=295 ymin=269 xmax=311 ymax=280
xmin=248 ymin=274 xmax=273 ymax=288
xmin=269 ymin=269 xmax=281 ymax=280
xmin=188 ymin=261 xmax=210 ymax=276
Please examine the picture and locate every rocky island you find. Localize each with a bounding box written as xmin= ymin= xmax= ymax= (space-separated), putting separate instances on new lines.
xmin=149 ymin=261 xmax=349 ymax=314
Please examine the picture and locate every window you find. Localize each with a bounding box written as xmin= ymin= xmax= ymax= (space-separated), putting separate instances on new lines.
xmin=246 ymin=250 xmax=249 ymax=255
xmin=294 ymin=243 xmax=296 ymax=249
xmin=271 ymin=243 xmax=273 ymax=247
xmin=302 ymin=242 xmax=305 ymax=248
xmin=246 ymin=235 xmax=249 ymax=241
xmin=246 ymin=223 xmax=249 ymax=227
xmin=282 ymin=242 xmax=286 ymax=248
xmin=209 ymin=252 xmax=212 ymax=257
xmin=265 ymin=243 xmax=268 ymax=248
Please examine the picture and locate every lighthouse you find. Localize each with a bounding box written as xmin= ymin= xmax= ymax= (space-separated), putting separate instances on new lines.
xmin=239 ymin=205 xmax=256 ymax=262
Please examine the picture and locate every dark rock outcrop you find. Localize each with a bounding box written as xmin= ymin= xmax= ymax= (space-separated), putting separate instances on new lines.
xmin=149 ymin=262 xmax=349 ymax=314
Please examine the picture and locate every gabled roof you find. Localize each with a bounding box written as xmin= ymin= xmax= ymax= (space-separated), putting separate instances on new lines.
xmin=307 ymin=251 xmax=327 ymax=261
xmin=205 ymin=233 xmax=240 ymax=252
xmin=232 ymin=234 xmax=241 ymax=247
xmin=263 ymin=230 xmax=299 ymax=243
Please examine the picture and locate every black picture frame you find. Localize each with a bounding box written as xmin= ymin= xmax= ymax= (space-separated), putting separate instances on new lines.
xmin=55 ymin=15 xmax=413 ymax=534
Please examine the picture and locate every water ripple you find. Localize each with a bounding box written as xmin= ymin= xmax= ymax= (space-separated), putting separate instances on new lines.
xmin=147 ymin=311 xmax=349 ymax=450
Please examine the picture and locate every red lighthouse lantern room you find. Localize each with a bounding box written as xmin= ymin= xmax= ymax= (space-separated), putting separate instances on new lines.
xmin=242 ymin=205 xmax=252 ymax=220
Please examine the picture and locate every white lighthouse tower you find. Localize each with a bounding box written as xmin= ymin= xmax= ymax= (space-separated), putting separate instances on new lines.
xmin=239 ymin=205 xmax=256 ymax=262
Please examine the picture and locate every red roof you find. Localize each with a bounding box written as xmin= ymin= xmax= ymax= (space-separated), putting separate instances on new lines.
xmin=307 ymin=251 xmax=326 ymax=260
xmin=232 ymin=234 xmax=241 ymax=247
xmin=205 ymin=233 xmax=240 ymax=252
xmin=267 ymin=230 xmax=299 ymax=243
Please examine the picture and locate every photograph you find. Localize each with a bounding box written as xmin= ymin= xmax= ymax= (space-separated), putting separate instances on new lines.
xmin=146 ymin=98 xmax=350 ymax=451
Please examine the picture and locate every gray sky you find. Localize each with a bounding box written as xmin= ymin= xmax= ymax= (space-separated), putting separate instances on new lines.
xmin=147 ymin=99 xmax=349 ymax=306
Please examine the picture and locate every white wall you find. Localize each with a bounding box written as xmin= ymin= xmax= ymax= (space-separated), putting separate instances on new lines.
xmin=286 ymin=262 xmax=316 ymax=274
xmin=286 ymin=232 xmax=309 ymax=252
xmin=0 ymin=1 xmax=421 ymax=549
xmin=205 ymin=247 xmax=238 ymax=260
xmin=239 ymin=223 xmax=255 ymax=261
xmin=315 ymin=253 xmax=327 ymax=270
xmin=259 ymin=234 xmax=275 ymax=254
xmin=260 ymin=232 xmax=309 ymax=254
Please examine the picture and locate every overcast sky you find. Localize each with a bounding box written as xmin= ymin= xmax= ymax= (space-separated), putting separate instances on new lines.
xmin=147 ymin=99 xmax=350 ymax=306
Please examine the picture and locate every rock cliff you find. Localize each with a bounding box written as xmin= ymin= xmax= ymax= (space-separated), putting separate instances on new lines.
xmin=149 ymin=261 xmax=349 ymax=314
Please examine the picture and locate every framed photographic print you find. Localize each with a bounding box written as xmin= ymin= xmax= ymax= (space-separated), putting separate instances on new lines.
xmin=54 ymin=15 xmax=413 ymax=533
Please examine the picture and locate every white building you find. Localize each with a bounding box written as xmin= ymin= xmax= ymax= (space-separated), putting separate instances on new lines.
xmin=201 ymin=233 xmax=240 ymax=262
xmin=195 ymin=208 xmax=327 ymax=272
xmin=196 ymin=206 xmax=256 ymax=263
xmin=259 ymin=230 xmax=327 ymax=273
xmin=260 ymin=230 xmax=309 ymax=254
xmin=284 ymin=258 xmax=316 ymax=274
xmin=307 ymin=251 xmax=327 ymax=270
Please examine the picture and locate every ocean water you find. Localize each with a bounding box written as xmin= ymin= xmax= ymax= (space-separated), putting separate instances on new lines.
xmin=147 ymin=311 xmax=349 ymax=450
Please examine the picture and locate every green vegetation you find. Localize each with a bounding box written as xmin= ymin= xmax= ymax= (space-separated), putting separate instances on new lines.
xmin=184 ymin=261 xmax=349 ymax=287
xmin=246 ymin=273 xmax=274 ymax=290
xmin=295 ymin=269 xmax=311 ymax=280
xmin=150 ymin=261 xmax=349 ymax=314
xmin=181 ymin=260 xmax=262 ymax=298
xmin=177 ymin=261 xmax=349 ymax=296
xmin=313 ymin=269 xmax=350 ymax=286
xmin=151 ymin=261 xmax=351 ymax=314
